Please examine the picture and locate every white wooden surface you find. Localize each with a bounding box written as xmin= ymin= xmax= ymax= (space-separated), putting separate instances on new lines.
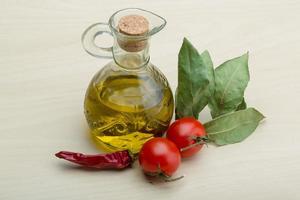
xmin=1 ymin=1 xmax=300 ymax=199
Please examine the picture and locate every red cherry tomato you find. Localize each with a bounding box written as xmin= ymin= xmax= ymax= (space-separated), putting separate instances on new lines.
xmin=139 ymin=138 xmax=181 ymax=177
xmin=166 ymin=117 xmax=207 ymax=158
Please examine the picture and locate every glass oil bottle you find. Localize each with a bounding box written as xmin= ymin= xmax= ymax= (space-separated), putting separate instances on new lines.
xmin=82 ymin=8 xmax=174 ymax=153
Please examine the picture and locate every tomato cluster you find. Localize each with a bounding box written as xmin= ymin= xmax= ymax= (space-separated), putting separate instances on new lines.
xmin=139 ymin=117 xmax=207 ymax=177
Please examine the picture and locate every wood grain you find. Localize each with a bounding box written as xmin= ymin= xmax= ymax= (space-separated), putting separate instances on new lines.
xmin=0 ymin=0 xmax=300 ymax=199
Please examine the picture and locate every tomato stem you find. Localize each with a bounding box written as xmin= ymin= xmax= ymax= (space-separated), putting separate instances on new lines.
xmin=180 ymin=136 xmax=209 ymax=152
xmin=145 ymin=164 xmax=184 ymax=183
xmin=146 ymin=173 xmax=184 ymax=183
xmin=163 ymin=175 xmax=184 ymax=182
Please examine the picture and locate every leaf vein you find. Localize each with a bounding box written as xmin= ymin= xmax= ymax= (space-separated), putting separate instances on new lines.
xmin=207 ymin=120 xmax=258 ymax=135
xmin=219 ymin=64 xmax=241 ymax=105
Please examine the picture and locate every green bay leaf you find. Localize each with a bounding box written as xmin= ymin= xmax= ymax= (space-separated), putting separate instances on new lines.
xmin=209 ymin=53 xmax=250 ymax=118
xmin=204 ymin=108 xmax=265 ymax=146
xmin=198 ymin=50 xmax=215 ymax=109
xmin=175 ymin=38 xmax=211 ymax=119
xmin=201 ymin=50 xmax=215 ymax=96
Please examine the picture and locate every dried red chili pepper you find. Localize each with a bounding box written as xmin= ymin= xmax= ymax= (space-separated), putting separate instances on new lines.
xmin=55 ymin=150 xmax=132 ymax=169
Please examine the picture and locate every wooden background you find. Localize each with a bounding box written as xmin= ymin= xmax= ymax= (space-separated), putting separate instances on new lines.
xmin=1 ymin=0 xmax=299 ymax=199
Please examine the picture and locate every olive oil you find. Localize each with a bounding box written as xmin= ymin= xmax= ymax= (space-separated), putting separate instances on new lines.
xmin=84 ymin=70 xmax=174 ymax=152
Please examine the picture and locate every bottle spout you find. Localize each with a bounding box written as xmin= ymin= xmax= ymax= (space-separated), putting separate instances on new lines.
xmin=146 ymin=10 xmax=167 ymax=37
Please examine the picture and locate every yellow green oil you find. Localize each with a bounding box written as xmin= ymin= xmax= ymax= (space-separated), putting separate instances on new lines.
xmin=84 ymin=73 xmax=174 ymax=152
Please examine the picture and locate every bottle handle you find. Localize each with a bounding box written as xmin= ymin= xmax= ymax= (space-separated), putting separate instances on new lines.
xmin=81 ymin=23 xmax=113 ymax=58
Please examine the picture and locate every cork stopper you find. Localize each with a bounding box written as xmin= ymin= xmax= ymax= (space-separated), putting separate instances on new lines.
xmin=118 ymin=15 xmax=149 ymax=52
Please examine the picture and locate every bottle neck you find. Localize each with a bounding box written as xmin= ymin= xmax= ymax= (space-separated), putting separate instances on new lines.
xmin=112 ymin=39 xmax=150 ymax=70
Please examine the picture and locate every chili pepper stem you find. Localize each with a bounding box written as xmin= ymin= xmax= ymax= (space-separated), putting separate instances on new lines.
xmin=127 ymin=150 xmax=138 ymax=162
